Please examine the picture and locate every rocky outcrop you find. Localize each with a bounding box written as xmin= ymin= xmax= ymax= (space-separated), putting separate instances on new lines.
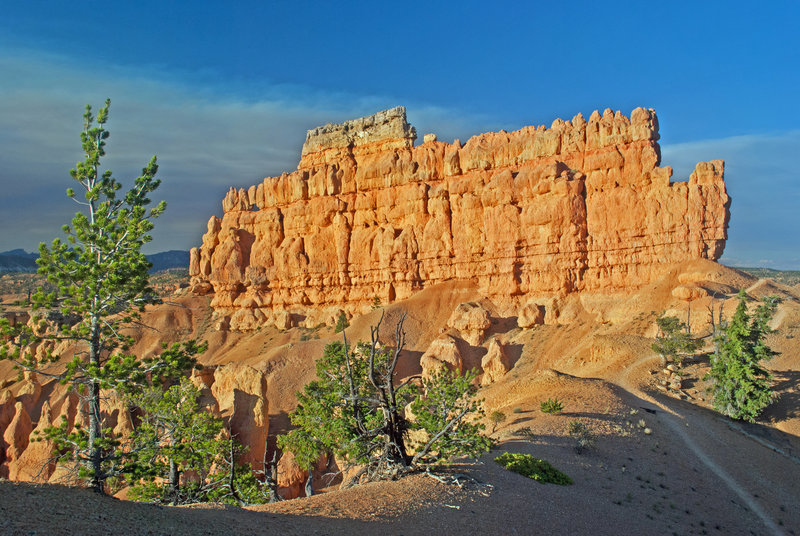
xmin=420 ymin=335 xmax=463 ymax=378
xmin=0 ymin=363 xmax=269 ymax=483
xmin=447 ymin=302 xmax=491 ymax=346
xmin=210 ymin=364 xmax=269 ymax=468
xmin=300 ymin=106 xmax=417 ymax=166
xmin=13 ymin=401 xmax=55 ymax=481
xmin=517 ymin=301 xmax=545 ymax=328
xmin=481 ymin=339 xmax=512 ymax=386
xmin=2 ymin=402 xmax=32 ymax=478
xmin=276 ymin=450 xmax=307 ymax=500
xmin=189 ymin=106 xmax=728 ymax=329
xmin=671 ymin=285 xmax=709 ymax=301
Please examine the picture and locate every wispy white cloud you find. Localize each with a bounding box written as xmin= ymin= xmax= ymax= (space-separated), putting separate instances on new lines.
xmin=0 ymin=47 xmax=493 ymax=253
xmin=662 ymin=131 xmax=800 ymax=269
xmin=3 ymin=46 xmax=797 ymax=270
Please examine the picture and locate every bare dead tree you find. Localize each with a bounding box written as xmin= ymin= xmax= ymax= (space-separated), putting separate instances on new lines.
xmin=266 ymin=450 xmax=280 ymax=502
xmin=366 ymin=311 xmax=413 ymax=471
xmin=256 ymin=433 xmax=280 ymax=503
xmin=686 ymin=301 xmax=692 ymax=336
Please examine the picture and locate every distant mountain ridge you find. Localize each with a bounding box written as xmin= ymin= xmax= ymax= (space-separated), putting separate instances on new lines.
xmin=146 ymin=250 xmax=190 ymax=273
xmin=0 ymin=249 xmax=190 ymax=273
xmin=0 ymin=250 xmax=38 ymax=272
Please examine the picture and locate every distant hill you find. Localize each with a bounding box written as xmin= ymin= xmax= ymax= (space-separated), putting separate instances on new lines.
xmin=735 ymin=266 xmax=800 ymax=286
xmin=0 ymin=249 xmax=38 ymax=259
xmin=147 ymin=250 xmax=191 ymax=273
xmin=0 ymin=249 xmax=190 ymax=274
xmin=0 ymin=250 xmax=38 ymax=272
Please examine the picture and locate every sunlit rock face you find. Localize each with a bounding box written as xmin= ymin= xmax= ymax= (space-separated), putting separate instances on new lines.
xmin=189 ymin=106 xmax=728 ymax=329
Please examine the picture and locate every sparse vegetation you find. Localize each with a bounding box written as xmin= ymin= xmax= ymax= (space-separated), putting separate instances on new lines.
xmin=299 ymin=324 xmax=323 ymax=341
xmin=489 ymin=410 xmax=506 ymax=433
xmin=651 ymin=315 xmax=701 ymax=366
xmin=705 ymin=292 xmax=779 ymax=422
xmin=568 ymin=420 xmax=595 ymax=453
xmin=540 ymin=397 xmax=564 ymax=414
xmin=494 ymin=452 xmax=572 ymax=485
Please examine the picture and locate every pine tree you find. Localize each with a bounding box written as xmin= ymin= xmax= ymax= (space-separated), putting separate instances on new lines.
xmin=127 ymin=376 xmax=227 ymax=504
xmin=278 ymin=313 xmax=491 ymax=487
xmin=651 ymin=315 xmax=701 ymax=366
xmin=705 ymin=292 xmax=778 ymax=422
xmin=0 ymin=100 xmax=198 ymax=492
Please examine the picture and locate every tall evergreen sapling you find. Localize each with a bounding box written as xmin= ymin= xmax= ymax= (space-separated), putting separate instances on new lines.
xmin=0 ymin=100 xmax=198 ymax=493
xmin=705 ymin=292 xmax=779 ymax=422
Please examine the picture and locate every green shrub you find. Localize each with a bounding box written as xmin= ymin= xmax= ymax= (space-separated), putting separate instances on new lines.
xmin=540 ymin=397 xmax=564 ymax=414
xmin=334 ymin=311 xmax=349 ymax=333
xmin=489 ymin=410 xmax=506 ymax=433
xmin=512 ymin=406 xmax=523 ymax=414
xmin=651 ymin=314 xmax=701 ymax=366
xmin=495 ymin=452 xmax=572 ymax=485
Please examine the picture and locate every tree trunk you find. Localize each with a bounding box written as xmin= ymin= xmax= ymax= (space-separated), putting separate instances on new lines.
xmin=88 ymin=313 xmax=104 ymax=493
xmin=266 ymin=451 xmax=279 ymax=503
xmin=88 ymin=379 xmax=103 ymax=493
xmin=227 ymin=434 xmax=241 ymax=504
xmin=168 ymin=456 xmax=179 ymax=504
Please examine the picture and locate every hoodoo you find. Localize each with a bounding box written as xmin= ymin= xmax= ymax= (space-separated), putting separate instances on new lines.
xmin=189 ymin=106 xmax=729 ymax=330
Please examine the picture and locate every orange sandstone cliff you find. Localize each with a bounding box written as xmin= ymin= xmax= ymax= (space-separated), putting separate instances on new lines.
xmin=188 ymin=106 xmax=729 ymax=330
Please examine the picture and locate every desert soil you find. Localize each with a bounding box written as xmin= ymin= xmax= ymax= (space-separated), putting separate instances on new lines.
xmin=1 ymin=261 xmax=799 ymax=535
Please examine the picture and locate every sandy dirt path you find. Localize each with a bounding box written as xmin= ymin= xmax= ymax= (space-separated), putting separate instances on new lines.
xmin=616 ymin=354 xmax=787 ymax=536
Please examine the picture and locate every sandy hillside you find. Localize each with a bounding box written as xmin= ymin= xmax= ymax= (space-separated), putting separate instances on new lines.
xmin=1 ymin=259 xmax=799 ymax=535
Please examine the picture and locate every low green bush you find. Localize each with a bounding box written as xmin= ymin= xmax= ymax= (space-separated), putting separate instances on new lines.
xmin=540 ymin=397 xmax=564 ymax=414
xmin=489 ymin=410 xmax=506 ymax=433
xmin=494 ymin=452 xmax=572 ymax=485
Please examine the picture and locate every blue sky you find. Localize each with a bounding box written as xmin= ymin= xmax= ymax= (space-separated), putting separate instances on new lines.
xmin=0 ymin=1 xmax=798 ymax=268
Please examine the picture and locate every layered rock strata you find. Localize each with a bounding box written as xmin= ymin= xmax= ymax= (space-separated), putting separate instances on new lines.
xmin=189 ymin=106 xmax=728 ymax=329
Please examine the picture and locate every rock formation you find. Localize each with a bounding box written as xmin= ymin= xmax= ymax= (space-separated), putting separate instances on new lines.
xmin=446 ymin=302 xmax=491 ymax=346
xmin=209 ymin=364 xmax=269 ymax=468
xmin=420 ymin=335 xmax=464 ymax=378
xmin=517 ymin=301 xmax=545 ymax=328
xmin=480 ymin=339 xmax=512 ymax=386
xmin=188 ymin=105 xmax=728 ymax=330
xmin=0 ymin=363 xmax=269 ymax=483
